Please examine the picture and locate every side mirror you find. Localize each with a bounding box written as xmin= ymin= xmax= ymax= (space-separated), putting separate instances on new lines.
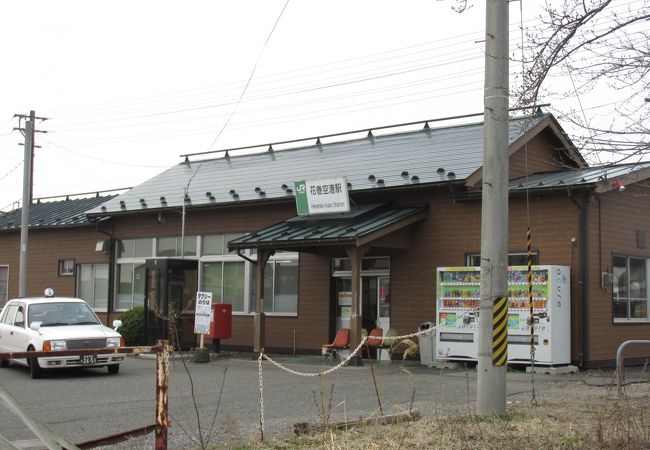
xmin=30 ymin=322 xmax=41 ymax=331
xmin=112 ymin=319 xmax=123 ymax=331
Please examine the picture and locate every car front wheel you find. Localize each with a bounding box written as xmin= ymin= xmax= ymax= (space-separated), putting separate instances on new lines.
xmin=28 ymin=347 xmax=43 ymax=379
xmin=107 ymin=364 xmax=120 ymax=375
xmin=0 ymin=358 xmax=8 ymax=368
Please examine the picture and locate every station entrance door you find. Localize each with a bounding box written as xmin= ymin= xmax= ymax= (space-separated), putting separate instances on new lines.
xmin=144 ymin=258 xmax=198 ymax=349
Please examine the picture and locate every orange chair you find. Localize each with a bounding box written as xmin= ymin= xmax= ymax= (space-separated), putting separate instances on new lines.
xmin=322 ymin=328 xmax=350 ymax=360
xmin=363 ymin=327 xmax=383 ymax=359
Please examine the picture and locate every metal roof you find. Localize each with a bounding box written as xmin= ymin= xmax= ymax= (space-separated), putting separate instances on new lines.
xmin=87 ymin=114 xmax=548 ymax=215
xmin=509 ymin=163 xmax=650 ymax=192
xmin=0 ymin=195 xmax=117 ymax=231
xmin=228 ymin=203 xmax=428 ymax=250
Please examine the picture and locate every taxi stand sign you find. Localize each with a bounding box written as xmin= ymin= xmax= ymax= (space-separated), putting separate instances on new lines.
xmin=294 ymin=177 xmax=350 ymax=216
xmin=194 ymin=291 xmax=212 ymax=334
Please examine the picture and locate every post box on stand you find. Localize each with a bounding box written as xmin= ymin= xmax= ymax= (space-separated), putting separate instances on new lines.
xmin=208 ymin=303 xmax=232 ymax=352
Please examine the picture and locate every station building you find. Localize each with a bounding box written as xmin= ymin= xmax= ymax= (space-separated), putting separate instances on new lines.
xmin=1 ymin=111 xmax=649 ymax=368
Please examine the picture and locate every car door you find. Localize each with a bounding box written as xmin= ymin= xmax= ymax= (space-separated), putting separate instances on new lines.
xmin=10 ymin=304 xmax=31 ymax=352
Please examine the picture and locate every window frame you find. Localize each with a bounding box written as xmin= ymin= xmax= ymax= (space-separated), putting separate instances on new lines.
xmin=199 ymin=234 xmax=299 ymax=316
xmin=464 ymin=252 xmax=540 ymax=267
xmin=612 ymin=254 xmax=650 ymax=323
xmin=77 ymin=263 xmax=110 ymax=311
xmin=58 ymin=259 xmax=75 ymax=277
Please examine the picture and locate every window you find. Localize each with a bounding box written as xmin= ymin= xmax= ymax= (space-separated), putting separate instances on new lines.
xmin=58 ymin=259 xmax=75 ymax=276
xmin=118 ymin=238 xmax=153 ymax=258
xmin=201 ymin=260 xmax=246 ymax=311
xmin=465 ymin=252 xmax=540 ymax=267
xmin=200 ymin=234 xmax=298 ymax=315
xmin=116 ymin=263 xmax=146 ymax=310
xmin=331 ymin=257 xmax=390 ymax=275
xmin=116 ymin=238 xmax=153 ymax=311
xmin=14 ymin=305 xmax=25 ymax=327
xmin=249 ymin=259 xmax=299 ymax=314
xmin=0 ymin=266 xmax=8 ymax=309
xmin=157 ymin=236 xmax=198 ymax=257
xmin=77 ymin=264 xmax=109 ymax=310
xmin=613 ymin=255 xmax=649 ymax=321
xmin=1 ymin=304 xmax=17 ymax=324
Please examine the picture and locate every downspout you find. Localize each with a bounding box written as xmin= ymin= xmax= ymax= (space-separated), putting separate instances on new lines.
xmin=95 ymin=222 xmax=115 ymax=326
xmin=578 ymin=191 xmax=590 ymax=368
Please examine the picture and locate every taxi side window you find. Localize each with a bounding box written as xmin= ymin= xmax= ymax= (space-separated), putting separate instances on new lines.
xmin=1 ymin=304 xmax=17 ymax=324
xmin=14 ymin=306 xmax=25 ymax=327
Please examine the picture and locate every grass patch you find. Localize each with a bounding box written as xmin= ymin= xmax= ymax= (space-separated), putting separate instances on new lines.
xmin=210 ymin=394 xmax=649 ymax=449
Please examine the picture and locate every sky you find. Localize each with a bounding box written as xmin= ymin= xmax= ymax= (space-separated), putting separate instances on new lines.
xmin=0 ymin=0 xmax=631 ymax=211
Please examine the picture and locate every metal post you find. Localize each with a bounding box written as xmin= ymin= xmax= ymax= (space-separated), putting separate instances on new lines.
xmin=18 ymin=111 xmax=35 ymax=298
xmin=155 ymin=341 xmax=170 ymax=450
xmin=477 ymin=0 xmax=509 ymax=416
xmin=616 ymin=340 xmax=650 ymax=399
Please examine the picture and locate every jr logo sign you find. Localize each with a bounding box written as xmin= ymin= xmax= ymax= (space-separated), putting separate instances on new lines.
xmin=294 ymin=178 xmax=349 ymax=216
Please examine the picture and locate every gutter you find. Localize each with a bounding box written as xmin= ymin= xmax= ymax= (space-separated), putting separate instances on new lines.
xmin=577 ymin=191 xmax=590 ymax=368
xmin=94 ymin=220 xmax=116 ymax=326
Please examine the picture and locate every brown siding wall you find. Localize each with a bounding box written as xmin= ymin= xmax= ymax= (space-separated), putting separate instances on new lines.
xmin=350 ymin=188 xmax=580 ymax=362
xmin=586 ymin=185 xmax=650 ymax=365
xmin=510 ymin=131 xmax=573 ymax=180
xmin=0 ymin=227 xmax=110 ymax=300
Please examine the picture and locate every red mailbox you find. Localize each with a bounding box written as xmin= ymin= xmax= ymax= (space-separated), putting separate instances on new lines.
xmin=209 ymin=303 xmax=232 ymax=339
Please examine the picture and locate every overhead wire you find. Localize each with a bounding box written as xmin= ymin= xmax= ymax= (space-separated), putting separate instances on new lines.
xmin=207 ymin=0 xmax=291 ymax=152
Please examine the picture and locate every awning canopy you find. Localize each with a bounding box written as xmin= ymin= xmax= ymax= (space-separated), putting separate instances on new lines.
xmin=227 ymin=203 xmax=428 ymax=252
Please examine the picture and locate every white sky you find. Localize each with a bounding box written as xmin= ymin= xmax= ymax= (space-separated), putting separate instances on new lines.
xmin=0 ymin=1 xmax=629 ymax=211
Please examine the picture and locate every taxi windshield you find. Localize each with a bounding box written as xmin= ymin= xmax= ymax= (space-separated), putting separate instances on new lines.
xmin=28 ymin=302 xmax=100 ymax=327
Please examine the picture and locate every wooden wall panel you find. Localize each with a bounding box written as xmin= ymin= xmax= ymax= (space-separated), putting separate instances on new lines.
xmin=586 ymin=185 xmax=650 ymax=364
xmin=0 ymin=227 xmax=109 ymax=300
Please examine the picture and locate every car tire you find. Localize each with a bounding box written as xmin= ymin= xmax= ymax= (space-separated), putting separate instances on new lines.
xmin=0 ymin=359 xmax=8 ymax=368
xmin=28 ymin=348 xmax=43 ymax=379
xmin=107 ymin=364 xmax=120 ymax=375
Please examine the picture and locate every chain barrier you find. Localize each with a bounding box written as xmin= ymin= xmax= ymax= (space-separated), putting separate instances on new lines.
xmin=256 ymin=328 xmax=431 ymax=439
xmin=261 ymin=328 xmax=430 ymax=378
xmin=258 ymin=351 xmax=265 ymax=441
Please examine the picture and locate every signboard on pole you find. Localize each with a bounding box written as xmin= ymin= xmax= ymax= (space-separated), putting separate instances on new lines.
xmin=194 ymin=291 xmax=212 ymax=334
xmin=294 ymin=177 xmax=350 ymax=215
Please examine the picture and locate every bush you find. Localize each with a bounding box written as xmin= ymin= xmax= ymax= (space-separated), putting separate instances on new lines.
xmin=118 ymin=307 xmax=145 ymax=346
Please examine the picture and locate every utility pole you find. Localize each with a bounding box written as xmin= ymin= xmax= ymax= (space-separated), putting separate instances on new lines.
xmin=477 ymin=0 xmax=509 ymax=415
xmin=14 ymin=111 xmax=47 ymax=298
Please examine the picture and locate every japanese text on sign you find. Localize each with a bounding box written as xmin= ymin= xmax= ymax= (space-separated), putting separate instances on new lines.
xmin=194 ymin=291 xmax=212 ymax=334
xmin=294 ymin=177 xmax=350 ymax=215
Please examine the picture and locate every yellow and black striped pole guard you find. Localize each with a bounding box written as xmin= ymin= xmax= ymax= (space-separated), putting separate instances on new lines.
xmin=492 ymin=296 xmax=508 ymax=366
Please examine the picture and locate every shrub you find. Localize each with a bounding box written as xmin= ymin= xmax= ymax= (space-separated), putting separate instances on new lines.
xmin=118 ymin=306 xmax=145 ymax=346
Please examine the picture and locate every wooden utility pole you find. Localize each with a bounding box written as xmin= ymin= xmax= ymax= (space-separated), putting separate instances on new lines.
xmin=477 ymin=0 xmax=509 ymax=415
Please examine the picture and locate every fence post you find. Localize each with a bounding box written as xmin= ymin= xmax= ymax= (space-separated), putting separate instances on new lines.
xmin=155 ymin=340 xmax=170 ymax=450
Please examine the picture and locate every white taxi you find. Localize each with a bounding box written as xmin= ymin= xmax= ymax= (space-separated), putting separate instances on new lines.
xmin=0 ymin=289 xmax=125 ymax=378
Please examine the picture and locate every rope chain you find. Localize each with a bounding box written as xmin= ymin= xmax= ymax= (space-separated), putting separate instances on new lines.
xmin=258 ymin=351 xmax=265 ymax=440
xmin=260 ymin=328 xmax=430 ymax=378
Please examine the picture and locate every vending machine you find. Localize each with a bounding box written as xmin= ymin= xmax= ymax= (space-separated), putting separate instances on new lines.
xmin=435 ymin=265 xmax=571 ymax=365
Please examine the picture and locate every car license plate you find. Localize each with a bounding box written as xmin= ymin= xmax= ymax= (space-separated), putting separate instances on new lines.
xmin=80 ymin=355 xmax=96 ymax=365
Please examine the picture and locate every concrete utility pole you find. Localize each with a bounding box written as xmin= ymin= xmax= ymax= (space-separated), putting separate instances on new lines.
xmin=477 ymin=0 xmax=509 ymax=415
xmin=14 ymin=110 xmax=47 ymax=298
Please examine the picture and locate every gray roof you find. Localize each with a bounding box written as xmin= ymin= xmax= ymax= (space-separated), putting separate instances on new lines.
xmin=228 ymin=203 xmax=427 ymax=250
xmin=509 ymin=163 xmax=650 ymax=192
xmin=87 ymin=114 xmax=548 ymax=215
xmin=0 ymin=195 xmax=117 ymax=231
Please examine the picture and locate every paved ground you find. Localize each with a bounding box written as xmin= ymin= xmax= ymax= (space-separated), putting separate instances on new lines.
xmin=1 ymin=351 xmax=648 ymax=449
xmin=109 ymin=352 xmax=650 ymax=449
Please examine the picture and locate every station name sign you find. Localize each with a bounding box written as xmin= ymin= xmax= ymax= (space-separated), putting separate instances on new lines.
xmin=294 ymin=177 xmax=350 ymax=216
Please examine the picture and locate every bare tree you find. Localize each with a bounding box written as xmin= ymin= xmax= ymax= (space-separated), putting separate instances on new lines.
xmin=514 ymin=0 xmax=650 ymax=164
